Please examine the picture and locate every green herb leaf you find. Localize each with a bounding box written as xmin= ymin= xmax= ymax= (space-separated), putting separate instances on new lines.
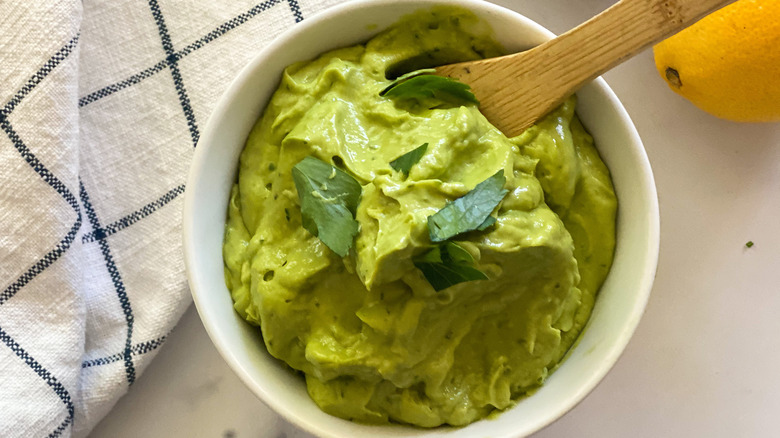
xmin=413 ymin=241 xmax=488 ymax=291
xmin=746 ymin=241 xmax=754 ymax=248
xmin=379 ymin=68 xmax=436 ymax=95
xmin=381 ymin=74 xmax=479 ymax=105
xmin=476 ymin=215 xmax=497 ymax=231
xmin=292 ymin=156 xmax=362 ymax=257
xmin=390 ymin=143 xmax=428 ymax=175
xmin=427 ymin=170 xmax=508 ymax=242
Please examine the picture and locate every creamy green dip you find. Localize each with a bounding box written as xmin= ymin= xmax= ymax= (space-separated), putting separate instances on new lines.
xmin=223 ymin=7 xmax=617 ymax=427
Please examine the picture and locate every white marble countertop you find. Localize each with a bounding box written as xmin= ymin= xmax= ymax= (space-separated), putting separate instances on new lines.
xmin=90 ymin=0 xmax=780 ymax=436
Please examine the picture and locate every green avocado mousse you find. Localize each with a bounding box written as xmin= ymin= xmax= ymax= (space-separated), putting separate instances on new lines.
xmin=222 ymin=7 xmax=617 ymax=428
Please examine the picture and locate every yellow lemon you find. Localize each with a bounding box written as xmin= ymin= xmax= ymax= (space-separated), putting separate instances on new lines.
xmin=653 ymin=0 xmax=780 ymax=122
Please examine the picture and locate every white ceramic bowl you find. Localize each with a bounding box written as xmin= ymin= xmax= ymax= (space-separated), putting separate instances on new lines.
xmin=183 ymin=1 xmax=660 ymax=436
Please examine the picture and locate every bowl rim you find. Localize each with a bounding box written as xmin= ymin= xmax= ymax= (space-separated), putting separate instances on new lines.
xmin=183 ymin=0 xmax=660 ymax=436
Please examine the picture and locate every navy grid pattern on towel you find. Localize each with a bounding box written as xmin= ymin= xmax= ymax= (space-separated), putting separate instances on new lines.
xmin=0 ymin=0 xmax=345 ymax=436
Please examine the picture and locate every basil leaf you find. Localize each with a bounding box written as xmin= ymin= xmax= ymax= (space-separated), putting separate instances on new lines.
xmin=476 ymin=215 xmax=497 ymax=231
xmin=379 ymin=68 xmax=436 ymax=96
xmin=427 ymin=170 xmax=508 ymax=242
xmin=292 ymin=156 xmax=361 ymax=257
xmin=390 ymin=143 xmax=428 ymax=175
xmin=381 ymin=74 xmax=479 ymax=105
xmin=413 ymin=241 xmax=488 ymax=292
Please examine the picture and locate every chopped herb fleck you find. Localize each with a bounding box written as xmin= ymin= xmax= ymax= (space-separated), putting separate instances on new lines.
xmin=390 ymin=143 xmax=428 ymax=175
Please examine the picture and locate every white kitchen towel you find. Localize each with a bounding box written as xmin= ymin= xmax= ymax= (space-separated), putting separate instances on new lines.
xmin=0 ymin=0 xmax=345 ymax=436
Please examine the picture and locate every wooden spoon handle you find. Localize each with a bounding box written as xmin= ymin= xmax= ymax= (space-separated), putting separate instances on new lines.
xmin=437 ymin=0 xmax=737 ymax=136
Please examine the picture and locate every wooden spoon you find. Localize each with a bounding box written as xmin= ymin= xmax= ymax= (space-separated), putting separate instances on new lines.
xmin=435 ymin=0 xmax=737 ymax=136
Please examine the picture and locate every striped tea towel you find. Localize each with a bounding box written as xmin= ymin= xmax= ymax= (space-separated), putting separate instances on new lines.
xmin=0 ymin=0 xmax=344 ymax=436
